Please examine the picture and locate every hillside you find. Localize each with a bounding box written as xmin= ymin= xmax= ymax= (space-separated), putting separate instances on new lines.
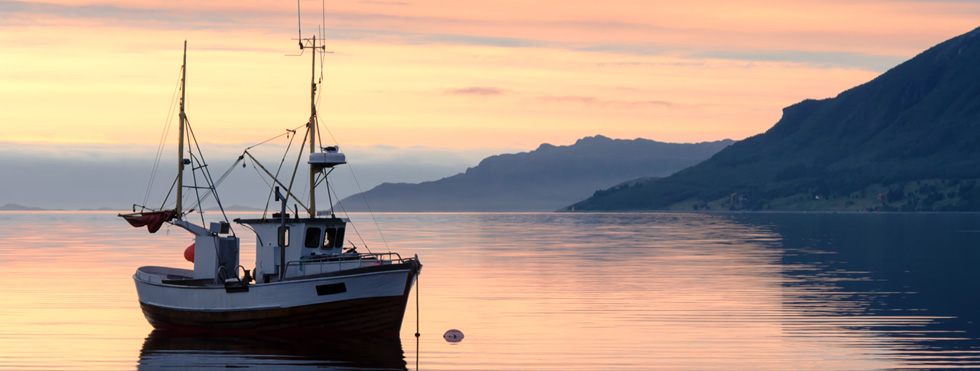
xmin=335 ymin=136 xmax=732 ymax=212
xmin=569 ymin=27 xmax=980 ymax=212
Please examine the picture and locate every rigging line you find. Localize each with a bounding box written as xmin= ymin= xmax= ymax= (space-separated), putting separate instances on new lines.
xmin=316 ymin=110 xmax=338 ymax=149
xmin=317 ymin=27 xmax=325 ymax=89
xmin=246 ymin=151 xmax=311 ymax=216
xmin=296 ymin=167 xmax=310 ymax=214
xmin=313 ymin=47 xmax=325 ymax=147
xmin=301 ymin=18 xmax=389 ymax=248
xmin=315 ymin=103 xmax=323 ymax=150
xmin=242 ymin=126 xmax=302 ymax=217
xmin=347 ymin=160 xmax=391 ymax=253
xmin=330 ymin=191 xmax=372 ymax=255
xmin=246 ymin=124 xmax=305 ymax=151
xmin=313 ymin=29 xmax=325 ymax=148
xmin=143 ymin=65 xmax=183 ymax=208
xmin=145 ymin=79 xmax=179 ymax=208
xmin=248 ymin=156 xmax=277 ymax=217
xmin=283 ymin=124 xmax=311 ymax=215
xmin=318 ymin=0 xmax=326 ymax=87
xmin=159 ymin=111 xmax=188 ymax=211
xmin=324 ymin=172 xmax=333 ymax=215
xmin=186 ymin=155 xmax=244 ymax=215
xmin=186 ymin=152 xmax=206 ymax=226
xmin=312 ymin=170 xmax=328 ymax=189
xmin=297 ymin=0 xmax=301 ymax=45
xmin=313 ymin=107 xmax=391 ymax=252
xmin=415 ymin=275 xmax=420 ymax=339
xmin=146 ymin=65 xmax=182 ymax=205
xmin=185 ymin=116 xmax=232 ymax=225
xmin=181 ymin=121 xmax=205 ymax=210
xmin=159 ymin=175 xmax=179 ymax=211
xmin=262 ymin=127 xmax=300 ymax=218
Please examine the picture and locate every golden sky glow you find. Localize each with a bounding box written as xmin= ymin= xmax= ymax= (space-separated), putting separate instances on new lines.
xmin=1 ymin=0 xmax=979 ymax=151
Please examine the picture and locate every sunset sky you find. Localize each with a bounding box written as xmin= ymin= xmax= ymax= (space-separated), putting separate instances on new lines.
xmin=2 ymin=0 xmax=979 ymax=208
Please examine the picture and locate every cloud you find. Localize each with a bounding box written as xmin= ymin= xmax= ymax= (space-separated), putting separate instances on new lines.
xmin=691 ymin=50 xmax=907 ymax=71
xmin=358 ymin=0 xmax=410 ymax=6
xmin=0 ymin=0 xmax=952 ymax=72
xmin=596 ymin=61 xmax=707 ymax=68
xmin=446 ymin=86 xmax=506 ymax=96
xmin=420 ymin=33 xmax=541 ymax=48
xmin=537 ymin=95 xmax=672 ymax=109
xmin=0 ymin=0 xmax=238 ymax=28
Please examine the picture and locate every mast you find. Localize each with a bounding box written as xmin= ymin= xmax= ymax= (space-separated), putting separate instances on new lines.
xmin=307 ymin=35 xmax=318 ymax=218
xmin=176 ymin=40 xmax=187 ymax=220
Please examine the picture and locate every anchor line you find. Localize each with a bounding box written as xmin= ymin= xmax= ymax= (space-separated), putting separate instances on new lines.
xmin=416 ymin=274 xmax=421 ymax=370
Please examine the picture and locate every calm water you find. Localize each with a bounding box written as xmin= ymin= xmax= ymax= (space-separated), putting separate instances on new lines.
xmin=2 ymin=211 xmax=980 ymax=370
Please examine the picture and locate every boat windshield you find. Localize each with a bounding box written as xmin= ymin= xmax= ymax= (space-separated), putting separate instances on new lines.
xmin=324 ymin=228 xmax=345 ymax=249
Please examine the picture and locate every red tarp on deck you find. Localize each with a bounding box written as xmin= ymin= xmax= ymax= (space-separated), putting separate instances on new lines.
xmin=120 ymin=210 xmax=175 ymax=233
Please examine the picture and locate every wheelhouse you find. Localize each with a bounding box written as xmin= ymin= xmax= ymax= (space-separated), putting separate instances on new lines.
xmin=236 ymin=216 xmax=358 ymax=283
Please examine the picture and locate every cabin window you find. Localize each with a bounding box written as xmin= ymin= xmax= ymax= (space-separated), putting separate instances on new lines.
xmin=323 ymin=228 xmax=347 ymax=249
xmin=323 ymin=228 xmax=336 ymax=249
xmin=277 ymin=226 xmax=290 ymax=247
xmin=304 ymin=228 xmax=321 ymax=248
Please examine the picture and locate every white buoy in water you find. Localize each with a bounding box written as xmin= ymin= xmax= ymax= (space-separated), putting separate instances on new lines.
xmin=443 ymin=329 xmax=464 ymax=343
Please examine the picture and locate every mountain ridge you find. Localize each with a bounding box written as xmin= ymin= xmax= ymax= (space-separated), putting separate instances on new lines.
xmin=0 ymin=203 xmax=46 ymax=211
xmin=569 ymin=26 xmax=980 ymax=212
xmin=335 ymin=135 xmax=733 ymax=212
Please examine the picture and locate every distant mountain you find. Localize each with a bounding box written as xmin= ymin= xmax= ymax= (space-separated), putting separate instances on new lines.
xmin=0 ymin=203 xmax=46 ymax=211
xmin=569 ymin=27 xmax=980 ymax=212
xmin=335 ymin=136 xmax=733 ymax=212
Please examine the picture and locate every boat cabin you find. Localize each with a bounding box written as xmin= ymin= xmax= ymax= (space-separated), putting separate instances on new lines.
xmin=172 ymin=220 xmax=240 ymax=282
xmin=235 ymin=216 xmax=365 ymax=283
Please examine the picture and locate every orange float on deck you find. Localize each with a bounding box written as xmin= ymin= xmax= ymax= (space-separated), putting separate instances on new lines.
xmin=184 ymin=243 xmax=195 ymax=262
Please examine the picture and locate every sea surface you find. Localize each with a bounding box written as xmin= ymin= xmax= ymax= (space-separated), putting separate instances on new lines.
xmin=2 ymin=211 xmax=980 ymax=370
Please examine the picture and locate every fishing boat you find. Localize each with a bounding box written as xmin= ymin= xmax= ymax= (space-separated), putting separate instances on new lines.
xmin=119 ymin=37 xmax=421 ymax=336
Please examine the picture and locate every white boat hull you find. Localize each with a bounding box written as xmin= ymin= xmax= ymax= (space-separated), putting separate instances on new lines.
xmin=133 ymin=260 xmax=420 ymax=335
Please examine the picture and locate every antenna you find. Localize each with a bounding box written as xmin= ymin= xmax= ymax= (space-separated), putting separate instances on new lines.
xmin=297 ymin=0 xmax=302 ymax=49
xmin=286 ymin=0 xmax=331 ymax=217
xmin=288 ymin=0 xmax=333 ymax=57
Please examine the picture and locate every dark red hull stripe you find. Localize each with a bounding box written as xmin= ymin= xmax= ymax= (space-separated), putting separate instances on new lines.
xmin=141 ymin=292 xmax=412 ymax=336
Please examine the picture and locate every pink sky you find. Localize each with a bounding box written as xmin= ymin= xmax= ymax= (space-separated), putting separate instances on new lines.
xmin=1 ymin=0 xmax=979 ymax=151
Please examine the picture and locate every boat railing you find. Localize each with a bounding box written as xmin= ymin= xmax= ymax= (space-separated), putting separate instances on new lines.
xmin=282 ymin=252 xmax=411 ymax=279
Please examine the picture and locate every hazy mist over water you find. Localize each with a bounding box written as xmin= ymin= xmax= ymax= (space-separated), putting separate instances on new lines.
xmin=0 ymin=142 xmax=506 ymax=210
xmin=2 ymin=211 xmax=980 ymax=370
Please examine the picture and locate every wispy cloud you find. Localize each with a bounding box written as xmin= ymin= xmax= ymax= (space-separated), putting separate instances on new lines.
xmin=0 ymin=0 xmax=962 ymax=72
xmin=358 ymin=0 xmax=410 ymax=6
xmin=446 ymin=86 xmax=506 ymax=96
xmin=691 ymin=50 xmax=907 ymax=71
xmin=0 ymin=0 xmax=239 ymax=28
xmin=4 ymin=0 xmax=979 ymax=156
xmin=537 ymin=95 xmax=672 ymax=109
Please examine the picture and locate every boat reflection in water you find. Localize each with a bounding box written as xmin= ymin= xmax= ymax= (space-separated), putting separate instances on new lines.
xmin=138 ymin=330 xmax=408 ymax=370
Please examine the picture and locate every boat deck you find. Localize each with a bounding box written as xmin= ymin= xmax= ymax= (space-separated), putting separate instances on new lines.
xmin=135 ymin=266 xmax=218 ymax=286
xmin=136 ymin=253 xmax=418 ymax=286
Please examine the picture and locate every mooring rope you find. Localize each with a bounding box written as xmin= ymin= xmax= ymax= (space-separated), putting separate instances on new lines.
xmin=416 ymin=275 xmax=421 ymax=370
xmin=416 ymin=275 xmax=420 ymax=338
